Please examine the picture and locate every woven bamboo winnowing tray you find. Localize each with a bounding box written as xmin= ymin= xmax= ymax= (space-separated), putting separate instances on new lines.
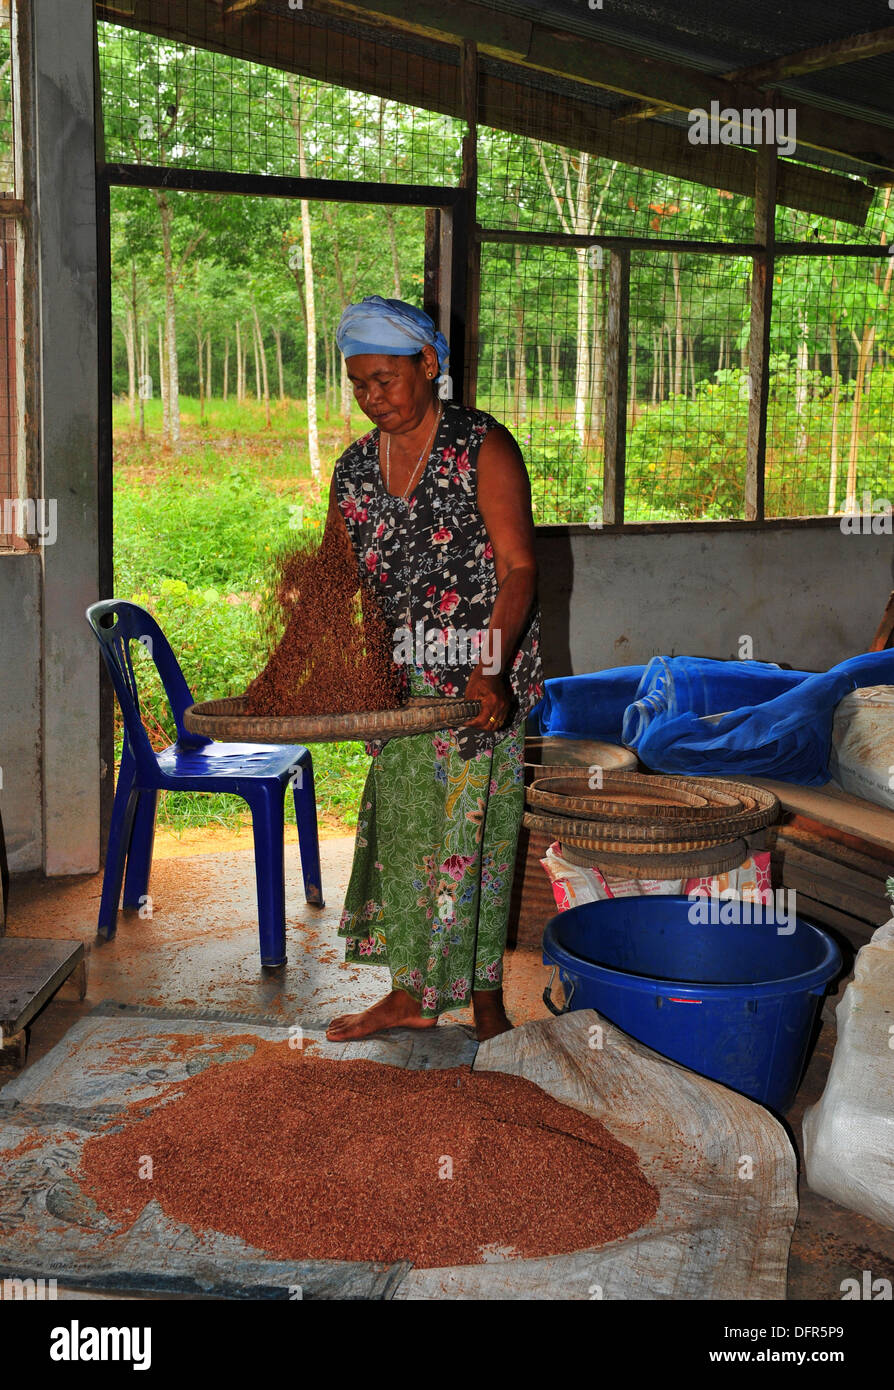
xmin=523 ymin=773 xmax=779 ymax=844
xmin=558 ymin=836 xmax=749 ymax=879
xmin=183 ymin=695 xmax=481 ymax=744
xmin=526 ymin=769 xmax=731 ymax=820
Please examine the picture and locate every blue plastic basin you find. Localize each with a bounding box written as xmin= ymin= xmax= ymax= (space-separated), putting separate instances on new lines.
xmin=542 ymin=896 xmax=841 ymax=1113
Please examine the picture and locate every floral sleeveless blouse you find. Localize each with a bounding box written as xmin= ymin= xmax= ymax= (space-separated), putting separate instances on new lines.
xmin=333 ymin=401 xmax=543 ymax=761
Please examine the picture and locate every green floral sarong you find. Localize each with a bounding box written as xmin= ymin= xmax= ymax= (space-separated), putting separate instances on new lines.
xmin=338 ymin=683 xmax=526 ymax=1018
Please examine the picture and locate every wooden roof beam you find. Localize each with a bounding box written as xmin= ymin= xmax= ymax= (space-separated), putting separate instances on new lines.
xmin=737 ymin=24 xmax=894 ymax=84
xmin=616 ymin=25 xmax=894 ymax=124
xmin=321 ymin=0 xmax=894 ymax=172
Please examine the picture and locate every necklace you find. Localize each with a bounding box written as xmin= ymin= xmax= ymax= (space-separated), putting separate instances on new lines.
xmin=384 ymin=404 xmax=442 ymax=500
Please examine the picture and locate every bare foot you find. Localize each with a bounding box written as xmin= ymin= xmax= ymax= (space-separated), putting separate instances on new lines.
xmin=326 ymin=988 xmax=438 ymax=1041
xmin=472 ymin=989 xmax=513 ymax=1043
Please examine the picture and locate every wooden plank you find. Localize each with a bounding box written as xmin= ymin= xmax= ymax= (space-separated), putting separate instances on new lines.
xmin=478 ymin=232 xmax=890 ymax=259
xmin=785 ymin=814 xmax=894 ymax=869
xmin=745 ymin=142 xmax=776 ymax=521
xmin=614 ymin=27 xmax=894 ymax=124
xmin=735 ymin=26 xmax=894 ymax=85
xmin=423 ymin=207 xmax=441 ymax=329
xmin=776 ymin=841 xmax=889 ymax=898
xmin=602 ymin=249 xmax=629 ymax=526
xmin=324 ymin=0 xmax=894 ymax=170
xmin=777 ymin=825 xmax=892 ymax=880
xmin=95 ymin=2 xmax=877 ymax=225
xmin=0 ymin=939 xmax=85 ymax=1036
xmin=773 ymin=855 xmax=891 ymax=922
xmin=326 ymin=0 xmax=534 ymax=58
xmin=104 ymin=164 xmax=461 ymax=207
xmin=792 ymin=892 xmax=878 ymax=945
xmin=749 ymin=778 xmax=894 ymax=853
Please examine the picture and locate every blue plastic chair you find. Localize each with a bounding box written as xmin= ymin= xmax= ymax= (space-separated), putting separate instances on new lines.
xmin=86 ymin=599 xmax=323 ymax=967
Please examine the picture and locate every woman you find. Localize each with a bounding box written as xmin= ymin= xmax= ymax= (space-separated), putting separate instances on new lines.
xmin=324 ymin=296 xmax=543 ymax=1043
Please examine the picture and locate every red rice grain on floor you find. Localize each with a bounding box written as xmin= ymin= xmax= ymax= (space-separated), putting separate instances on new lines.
xmin=77 ymin=1044 xmax=659 ymax=1267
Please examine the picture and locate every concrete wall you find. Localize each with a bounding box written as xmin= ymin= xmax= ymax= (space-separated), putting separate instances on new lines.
xmin=34 ymin=0 xmax=101 ymax=875
xmin=0 ymin=0 xmax=99 ymax=876
xmin=0 ymin=554 xmax=41 ymax=870
xmin=535 ymin=524 xmax=894 ymax=680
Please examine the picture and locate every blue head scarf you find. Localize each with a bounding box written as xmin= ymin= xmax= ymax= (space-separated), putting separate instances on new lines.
xmin=336 ymin=295 xmax=450 ymax=394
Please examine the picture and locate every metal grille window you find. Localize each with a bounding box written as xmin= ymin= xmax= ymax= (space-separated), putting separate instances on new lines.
xmin=765 ymin=253 xmax=894 ymax=518
xmin=95 ymin=11 xmax=894 ymax=530
xmin=477 ymin=126 xmax=757 ymax=244
xmin=624 ymin=253 xmax=753 ymax=522
xmin=98 ymin=22 xmax=463 ymax=186
xmin=478 ymin=240 xmax=607 ymax=525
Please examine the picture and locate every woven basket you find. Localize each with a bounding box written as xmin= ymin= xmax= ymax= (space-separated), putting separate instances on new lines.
xmin=558 ymin=837 xmax=749 ymax=879
xmin=521 ymin=778 xmax=778 ymax=845
xmin=526 ymin=770 xmax=731 ymax=820
xmin=183 ymin=695 xmax=481 ymax=744
xmin=522 ymin=811 xmax=727 ymax=853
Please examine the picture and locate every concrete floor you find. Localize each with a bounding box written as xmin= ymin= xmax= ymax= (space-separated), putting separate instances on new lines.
xmin=3 ymin=833 xmax=894 ymax=1301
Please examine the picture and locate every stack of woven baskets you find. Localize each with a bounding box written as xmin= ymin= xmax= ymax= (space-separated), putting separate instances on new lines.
xmin=522 ymin=767 xmax=780 ymax=878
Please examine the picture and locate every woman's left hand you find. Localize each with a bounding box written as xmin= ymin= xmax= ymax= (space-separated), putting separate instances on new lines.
xmin=462 ymin=666 xmax=513 ymax=732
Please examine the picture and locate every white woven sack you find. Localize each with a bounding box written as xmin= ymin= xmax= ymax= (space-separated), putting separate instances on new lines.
xmin=803 ymin=917 xmax=894 ymax=1229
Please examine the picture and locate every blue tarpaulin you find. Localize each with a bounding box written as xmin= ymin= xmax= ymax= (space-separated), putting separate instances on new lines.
xmin=528 ymin=666 xmax=646 ymax=741
xmin=529 ymin=653 xmax=894 ymax=785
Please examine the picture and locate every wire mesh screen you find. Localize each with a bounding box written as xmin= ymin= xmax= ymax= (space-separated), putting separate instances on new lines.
xmin=624 ymin=252 xmax=752 ymax=521
xmin=765 ymin=252 xmax=894 ymax=519
xmin=477 ymin=125 xmax=756 ymax=243
xmin=0 ymin=7 xmax=14 ymax=197
xmin=98 ymin=21 xmax=462 ymax=185
xmin=109 ymin=185 xmax=424 ymax=429
xmin=477 ymin=240 xmax=606 ymax=525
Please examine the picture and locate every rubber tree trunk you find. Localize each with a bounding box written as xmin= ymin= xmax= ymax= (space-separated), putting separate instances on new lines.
xmin=827 ymin=311 xmax=841 ymax=515
xmin=196 ymin=330 xmax=205 ymax=421
xmin=274 ymin=327 xmax=285 ymax=401
xmin=252 ymin=299 xmax=271 ymax=427
xmin=124 ymin=306 xmax=136 ymax=426
xmin=158 ymin=319 xmax=169 ymax=441
xmin=845 ymin=324 xmax=876 ymax=514
xmin=138 ymin=322 xmax=147 ymax=439
xmin=154 ymin=190 xmax=180 ymax=446
xmin=588 ymin=254 xmax=604 ymax=445
xmin=288 ymin=74 xmax=321 ymax=484
xmin=385 ymin=205 xmax=401 ymax=298
xmin=513 ymin=244 xmax=527 ymax=425
xmin=573 ymin=246 xmax=592 ymax=448
xmin=251 ymin=319 xmax=261 ymax=401
xmin=795 ymin=311 xmax=809 ymax=459
xmin=672 ymin=253 xmax=684 ymax=397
